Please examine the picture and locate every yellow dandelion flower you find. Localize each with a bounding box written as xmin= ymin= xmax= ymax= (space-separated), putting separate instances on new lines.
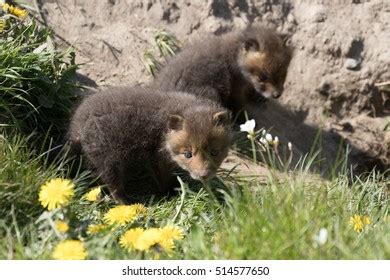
xmin=159 ymin=225 xmax=184 ymax=241
xmin=55 ymin=220 xmax=69 ymax=233
xmin=39 ymin=178 xmax=75 ymax=211
xmin=131 ymin=203 xmax=148 ymax=215
xmin=52 ymin=240 xmax=87 ymax=260
xmin=119 ymin=228 xmax=144 ymax=251
xmin=350 ymin=215 xmax=364 ymax=232
xmin=1 ymin=3 xmax=28 ymax=19
xmin=158 ymin=226 xmax=183 ymax=253
xmin=104 ymin=205 xmax=138 ymax=226
xmin=158 ymin=235 xmax=176 ymax=252
xmin=350 ymin=214 xmax=371 ymax=232
xmin=87 ymin=224 xmax=106 ymax=235
xmin=119 ymin=227 xmax=182 ymax=253
xmin=136 ymin=228 xmax=177 ymax=252
xmin=83 ymin=187 xmax=101 ymax=202
xmin=134 ymin=228 xmax=163 ymax=251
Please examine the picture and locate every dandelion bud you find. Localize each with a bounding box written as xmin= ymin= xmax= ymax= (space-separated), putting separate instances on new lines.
xmin=288 ymin=142 xmax=292 ymax=151
xmin=265 ymin=133 xmax=273 ymax=143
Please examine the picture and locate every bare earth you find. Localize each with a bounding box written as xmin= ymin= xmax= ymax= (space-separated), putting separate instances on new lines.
xmin=33 ymin=0 xmax=389 ymax=175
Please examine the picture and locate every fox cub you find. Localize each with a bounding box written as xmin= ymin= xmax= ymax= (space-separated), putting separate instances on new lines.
xmin=68 ymin=86 xmax=232 ymax=203
xmin=154 ymin=26 xmax=292 ymax=114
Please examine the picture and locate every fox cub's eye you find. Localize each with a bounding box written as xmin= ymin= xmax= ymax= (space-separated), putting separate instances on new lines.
xmin=183 ymin=151 xmax=193 ymax=159
xmin=210 ymin=150 xmax=219 ymax=157
xmin=258 ymin=73 xmax=268 ymax=82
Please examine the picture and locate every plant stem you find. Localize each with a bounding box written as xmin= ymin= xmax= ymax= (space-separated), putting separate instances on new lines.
xmin=172 ymin=176 xmax=186 ymax=224
xmin=251 ymin=137 xmax=257 ymax=164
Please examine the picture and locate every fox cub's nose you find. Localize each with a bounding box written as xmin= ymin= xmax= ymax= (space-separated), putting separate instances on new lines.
xmin=261 ymin=89 xmax=281 ymax=99
xmin=197 ymin=169 xmax=214 ymax=180
xmin=272 ymin=90 xmax=282 ymax=98
xmin=266 ymin=87 xmax=282 ymax=99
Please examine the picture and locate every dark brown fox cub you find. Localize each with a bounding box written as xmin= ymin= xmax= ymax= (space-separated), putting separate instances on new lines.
xmin=68 ymin=86 xmax=232 ymax=203
xmin=154 ymin=26 xmax=292 ymax=114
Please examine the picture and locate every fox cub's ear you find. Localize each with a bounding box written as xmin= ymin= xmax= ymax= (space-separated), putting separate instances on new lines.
xmin=168 ymin=115 xmax=185 ymax=131
xmin=212 ymin=111 xmax=231 ymax=127
xmin=243 ymin=38 xmax=260 ymax=52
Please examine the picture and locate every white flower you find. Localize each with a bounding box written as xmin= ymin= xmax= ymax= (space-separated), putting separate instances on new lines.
xmin=288 ymin=142 xmax=292 ymax=151
xmin=240 ymin=119 xmax=256 ymax=134
xmin=274 ymin=136 xmax=279 ymax=146
xmin=265 ymin=133 xmax=273 ymax=143
xmin=313 ymin=228 xmax=328 ymax=246
xmin=259 ymin=137 xmax=268 ymax=145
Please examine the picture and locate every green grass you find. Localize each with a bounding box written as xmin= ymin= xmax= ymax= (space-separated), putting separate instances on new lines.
xmin=0 ymin=16 xmax=79 ymax=142
xmin=0 ymin=133 xmax=388 ymax=260
xmin=142 ymin=29 xmax=181 ymax=77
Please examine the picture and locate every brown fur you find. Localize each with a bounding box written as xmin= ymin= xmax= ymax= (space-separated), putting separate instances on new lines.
xmin=237 ymin=31 xmax=290 ymax=100
xmin=154 ymin=25 xmax=292 ymax=115
xmin=166 ymin=116 xmax=231 ymax=180
xmin=68 ymin=86 xmax=232 ymax=203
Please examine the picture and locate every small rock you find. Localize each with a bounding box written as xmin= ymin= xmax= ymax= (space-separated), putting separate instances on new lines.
xmin=317 ymin=81 xmax=332 ymax=97
xmin=287 ymin=13 xmax=296 ymax=24
xmin=203 ymin=19 xmax=222 ymax=34
xmin=312 ymin=11 xmax=326 ymax=23
xmin=344 ymin=58 xmax=360 ymax=70
xmin=203 ymin=19 xmax=232 ymax=35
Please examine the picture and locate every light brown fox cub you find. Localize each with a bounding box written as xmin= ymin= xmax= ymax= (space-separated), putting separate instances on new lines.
xmin=154 ymin=26 xmax=292 ymax=114
xmin=68 ymin=86 xmax=232 ymax=204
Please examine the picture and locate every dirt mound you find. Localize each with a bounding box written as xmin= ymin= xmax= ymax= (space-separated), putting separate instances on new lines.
xmin=35 ymin=0 xmax=389 ymax=173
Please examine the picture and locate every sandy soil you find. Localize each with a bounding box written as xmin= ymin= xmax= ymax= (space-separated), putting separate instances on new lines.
xmin=32 ymin=0 xmax=389 ymax=175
